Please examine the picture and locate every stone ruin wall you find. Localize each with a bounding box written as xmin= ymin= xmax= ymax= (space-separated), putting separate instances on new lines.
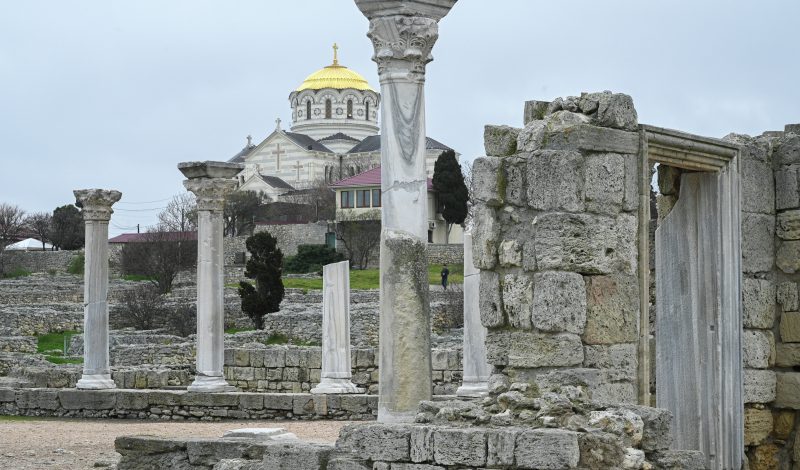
xmin=0 ymin=249 xmax=80 ymax=275
xmin=473 ymin=91 xmax=642 ymax=405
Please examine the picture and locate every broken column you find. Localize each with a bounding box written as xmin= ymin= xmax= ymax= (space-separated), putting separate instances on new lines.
xmin=74 ymin=188 xmax=122 ymax=390
xmin=311 ymin=260 xmax=363 ymax=394
xmin=179 ymin=161 xmax=242 ymax=392
xmin=354 ymin=0 xmax=457 ymax=422
xmin=456 ymin=232 xmax=490 ymax=397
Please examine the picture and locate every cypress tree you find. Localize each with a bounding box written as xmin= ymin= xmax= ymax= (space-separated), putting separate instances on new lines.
xmin=238 ymin=232 xmax=285 ymax=329
xmin=432 ymin=149 xmax=469 ymax=244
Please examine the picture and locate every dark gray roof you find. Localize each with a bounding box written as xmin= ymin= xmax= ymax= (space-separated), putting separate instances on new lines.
xmin=228 ymin=144 xmax=256 ymax=163
xmin=259 ymin=175 xmax=295 ymax=190
xmin=285 ymin=132 xmax=333 ymax=153
xmin=319 ymin=132 xmax=361 ymax=144
xmin=347 ymin=135 xmax=454 ymax=154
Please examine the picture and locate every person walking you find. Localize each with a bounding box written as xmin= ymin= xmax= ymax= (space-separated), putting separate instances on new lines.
xmin=441 ymin=265 xmax=450 ymax=290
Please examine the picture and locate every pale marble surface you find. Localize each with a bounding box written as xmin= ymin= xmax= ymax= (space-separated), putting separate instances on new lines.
xmin=456 ymin=233 xmax=490 ymax=397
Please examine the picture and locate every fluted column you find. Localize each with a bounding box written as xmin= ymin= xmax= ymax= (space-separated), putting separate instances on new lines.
xmin=456 ymin=233 xmax=490 ymax=397
xmin=355 ymin=0 xmax=457 ymax=423
xmin=74 ymin=189 xmax=121 ymax=390
xmin=179 ymin=161 xmax=242 ymax=392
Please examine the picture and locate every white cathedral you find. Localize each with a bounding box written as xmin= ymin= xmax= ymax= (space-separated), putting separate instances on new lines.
xmin=229 ymin=45 xmax=456 ymax=200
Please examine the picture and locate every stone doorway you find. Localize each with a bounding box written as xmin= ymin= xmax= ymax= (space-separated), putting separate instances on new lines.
xmin=642 ymin=125 xmax=743 ymax=469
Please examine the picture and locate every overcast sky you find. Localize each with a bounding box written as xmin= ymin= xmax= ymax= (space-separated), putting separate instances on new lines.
xmin=1 ymin=1 xmax=798 ymax=236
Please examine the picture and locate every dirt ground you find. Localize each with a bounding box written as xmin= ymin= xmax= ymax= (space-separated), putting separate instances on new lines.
xmin=0 ymin=417 xmax=351 ymax=469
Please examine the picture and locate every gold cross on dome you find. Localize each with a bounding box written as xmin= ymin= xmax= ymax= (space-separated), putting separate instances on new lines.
xmin=333 ymin=43 xmax=339 ymax=65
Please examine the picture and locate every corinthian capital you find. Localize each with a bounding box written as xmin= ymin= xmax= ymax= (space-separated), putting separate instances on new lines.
xmin=366 ymin=15 xmax=439 ymax=75
xmin=183 ymin=178 xmax=237 ymax=211
xmin=74 ymin=189 xmax=122 ymax=221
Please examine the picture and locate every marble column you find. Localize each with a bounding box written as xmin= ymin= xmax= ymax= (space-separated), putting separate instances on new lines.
xmin=74 ymin=189 xmax=121 ymax=390
xmin=456 ymin=233 xmax=490 ymax=397
xmin=311 ymin=260 xmax=364 ymax=394
xmin=179 ymin=161 xmax=242 ymax=392
xmin=355 ymin=0 xmax=457 ymax=423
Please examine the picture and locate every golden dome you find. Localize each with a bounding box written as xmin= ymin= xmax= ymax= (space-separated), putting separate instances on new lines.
xmin=295 ymin=44 xmax=375 ymax=92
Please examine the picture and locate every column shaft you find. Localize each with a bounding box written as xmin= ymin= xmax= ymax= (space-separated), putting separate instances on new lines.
xmin=457 ymin=233 xmax=490 ymax=397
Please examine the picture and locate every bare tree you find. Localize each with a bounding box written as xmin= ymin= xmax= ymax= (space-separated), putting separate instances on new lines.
xmin=224 ymin=190 xmax=269 ymax=237
xmin=118 ymin=285 xmax=168 ymax=330
xmin=0 ymin=203 xmax=26 ymax=247
xmin=120 ymin=226 xmax=197 ymax=294
xmin=25 ymin=212 xmax=52 ymax=250
xmin=333 ymin=210 xmax=381 ymax=269
xmin=279 ymin=178 xmax=336 ymax=221
xmin=158 ymin=192 xmax=197 ymax=232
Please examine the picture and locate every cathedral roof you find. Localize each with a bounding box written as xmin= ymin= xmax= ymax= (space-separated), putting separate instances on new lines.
xmin=229 ymin=143 xmax=256 ymax=163
xmin=346 ymin=135 xmax=454 ymax=154
xmin=319 ymin=132 xmax=361 ymax=144
xmin=259 ymin=175 xmax=295 ymax=191
xmin=295 ymin=44 xmax=375 ymax=92
xmin=284 ymin=132 xmax=333 ymax=153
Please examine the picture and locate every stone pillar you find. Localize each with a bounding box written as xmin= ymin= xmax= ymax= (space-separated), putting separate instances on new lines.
xmin=179 ymin=161 xmax=242 ymax=392
xmin=456 ymin=233 xmax=490 ymax=397
xmin=311 ymin=260 xmax=364 ymax=394
xmin=74 ymin=189 xmax=121 ymax=390
xmin=355 ymin=0 xmax=457 ymax=423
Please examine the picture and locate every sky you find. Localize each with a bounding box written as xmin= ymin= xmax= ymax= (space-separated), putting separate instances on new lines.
xmin=1 ymin=1 xmax=798 ymax=236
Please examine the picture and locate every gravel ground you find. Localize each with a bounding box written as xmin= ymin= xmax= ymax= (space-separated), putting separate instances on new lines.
xmin=0 ymin=417 xmax=351 ymax=469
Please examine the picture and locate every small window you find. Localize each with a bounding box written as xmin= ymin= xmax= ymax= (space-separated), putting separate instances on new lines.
xmin=365 ymin=101 xmax=370 ymax=120
xmin=325 ymin=99 xmax=332 ymax=119
xmin=356 ymin=189 xmax=370 ymax=208
xmin=347 ymin=100 xmax=353 ymax=119
xmin=428 ymin=230 xmax=434 ymax=243
xmin=372 ymin=189 xmax=381 ymax=207
xmin=306 ymin=101 xmax=311 ymax=120
xmin=340 ymin=191 xmax=354 ymax=208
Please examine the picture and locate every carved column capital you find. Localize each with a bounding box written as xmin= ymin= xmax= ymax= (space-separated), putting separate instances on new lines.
xmin=366 ymin=15 xmax=439 ymax=77
xmin=74 ymin=189 xmax=122 ymax=221
xmin=183 ymin=178 xmax=237 ymax=212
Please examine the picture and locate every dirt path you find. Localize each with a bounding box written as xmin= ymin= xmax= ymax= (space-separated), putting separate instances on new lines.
xmin=0 ymin=418 xmax=351 ymax=469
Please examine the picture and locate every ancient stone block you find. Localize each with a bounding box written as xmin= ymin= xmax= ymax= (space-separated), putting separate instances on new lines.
xmin=776 ymin=209 xmax=800 ymax=240
xmin=479 ymin=270 xmax=504 ymax=328
xmin=592 ymin=382 xmax=637 ymax=405
xmin=472 ymin=157 xmax=503 ymax=206
xmin=58 ymin=389 xmax=116 ymax=410
xmin=579 ymin=92 xmax=638 ymax=131
xmin=0 ymin=388 xmax=15 ymax=402
xmin=741 ymin=158 xmax=775 ymax=214
xmin=147 ymin=390 xmax=182 ymax=406
xmin=744 ymin=407 xmax=773 ymax=446
xmin=775 ymin=134 xmax=800 ymax=166
xmin=263 ymin=394 xmax=294 ymax=411
xmin=116 ymin=390 xmax=150 ymax=410
xmin=777 ymin=282 xmax=799 ymax=312
xmin=409 ymin=426 xmax=434 ymax=463
xmin=585 ymin=153 xmax=625 ymax=215
xmin=264 ymin=349 xmax=285 ymax=368
xmin=531 ymin=271 xmax=587 ymax=334
xmin=744 ymin=369 xmax=776 ymax=404
xmin=776 ymin=343 xmax=800 ymax=367
xmin=780 ymin=312 xmax=800 ymax=342
xmin=741 ymin=213 xmax=775 ymax=274
xmin=15 ymin=389 xmax=58 ymax=410
xmin=618 ymin=404 xmax=672 ymax=451
xmin=514 ymin=429 xmax=580 ymax=469
xmin=527 ymin=150 xmax=585 ymax=212
xmin=775 ymin=165 xmax=800 ymax=210
xmin=742 ymin=278 xmax=776 ymax=329
xmin=588 ymin=409 xmax=643 ymax=447
xmin=517 ymin=120 xmax=548 ymax=153
xmin=583 ymin=344 xmax=637 ymax=382
xmin=749 ymin=443 xmax=780 ymax=470
xmin=486 ymin=331 xmax=583 ymax=368
xmin=484 ymin=125 xmax=520 ymax=157
xmin=388 ymin=464 xmax=444 ymax=470
xmin=775 ymin=372 xmax=800 ymax=409
xmin=577 ymin=431 xmax=625 ymax=469
xmin=776 ymin=240 xmax=800 ymax=273
xmin=486 ymin=428 xmax=517 ymax=467
xmin=742 ymin=329 xmax=775 ymax=368
xmin=504 ymin=158 xmax=527 ymax=206
xmin=257 ymin=441 xmax=333 ymax=470
xmin=182 ymin=392 xmax=238 ymax=407
xmin=524 ymin=100 xmax=549 ymax=125
xmin=472 ymin=205 xmax=498 ymax=270
xmin=582 ymin=274 xmax=639 ymax=345
xmin=648 ymin=450 xmax=707 ymax=470
xmin=336 ymin=423 xmax=410 ymax=462
xmin=239 ymin=394 xmax=264 ymax=410
xmin=502 ymin=274 xmax=533 ymax=330
xmin=326 ymin=456 xmax=371 ymax=470
xmin=773 ymin=410 xmax=795 ymax=439
xmin=543 ymin=124 xmax=640 ymax=155
xmin=498 ymin=239 xmax=522 ymax=267
xmin=432 ymin=428 xmax=487 ymax=466
xmin=533 ymin=213 xmax=637 ymax=275
xmin=431 ymin=350 xmax=448 ymax=371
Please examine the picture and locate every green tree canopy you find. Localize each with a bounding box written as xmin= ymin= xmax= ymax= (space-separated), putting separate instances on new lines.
xmin=432 ymin=149 xmax=469 ymax=243
xmin=50 ymin=204 xmax=84 ymax=250
xmin=239 ymin=232 xmax=285 ymax=329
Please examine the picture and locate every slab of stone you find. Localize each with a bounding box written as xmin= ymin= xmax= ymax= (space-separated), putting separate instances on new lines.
xmin=326 ymin=456 xmax=371 ymax=470
xmin=533 ymin=212 xmax=637 ymax=275
xmin=486 ymin=331 xmax=583 ymax=368
xmin=743 ymin=407 xmax=772 ymax=446
xmin=648 ymin=450 xmax=707 ymax=470
xmin=775 ymin=133 xmax=800 ymax=165
xmin=742 ymin=329 xmax=775 ymax=368
xmin=618 ymin=404 xmax=672 ymax=451
xmin=742 ymin=278 xmax=776 ymax=329
xmin=262 ymin=394 xmax=294 ymax=411
xmin=409 ymin=425 xmax=434 ymax=463
xmin=775 ymin=165 xmax=800 ymax=210
xmin=222 ymin=428 xmax=296 ymax=441
xmin=777 ymin=240 xmax=800 ymax=273
xmin=577 ymin=431 xmax=625 ymax=469
xmin=472 ymin=205 xmax=498 ymax=270
xmin=531 ymin=271 xmax=587 ymax=334
xmin=504 ymin=158 xmax=527 ymax=207
xmin=502 ymin=274 xmax=533 ymax=329
xmin=742 ymin=213 xmax=776 ymax=274
xmin=524 ymin=100 xmax=549 ymax=125
xmin=0 ymin=388 xmax=15 ymax=402
xmin=514 ymin=429 xmax=580 ymax=469
xmin=486 ymin=428 xmax=517 ymax=467
xmin=741 ymin=158 xmax=775 ymax=214
xmin=115 ymin=390 xmax=150 ymax=410
xmin=780 ymin=312 xmax=800 ymax=342
xmin=257 ymin=441 xmax=333 ymax=470
xmin=484 ymin=125 xmax=520 ymax=157
xmin=527 ymin=150 xmax=585 ymax=212
xmin=582 ymin=274 xmax=639 ymax=345
xmin=743 ymin=369 xmax=776 ymax=404
xmin=432 ymin=428 xmax=487 ymax=466
xmin=479 ymin=270 xmax=504 ymax=328
xmin=543 ymin=124 xmax=640 ymax=155
xmin=774 ymin=372 xmax=800 ymax=409
xmin=579 ymin=92 xmax=638 ymax=130
xmin=181 ymin=392 xmax=239 ymax=407
xmin=336 ymin=423 xmax=410 ymax=462
xmin=584 ymin=153 xmax=625 ymax=215
xmin=776 ymin=209 xmax=800 ymax=240
xmin=583 ymin=343 xmax=637 ymax=382
xmin=15 ymin=389 xmax=59 ymax=410
xmin=517 ymin=120 xmax=548 ymax=153
xmin=471 ymin=157 xmax=503 ymax=206
xmin=58 ymin=389 xmax=116 ymax=410
xmin=498 ymin=239 xmax=522 ymax=267
xmin=777 ymin=282 xmax=799 ymax=312
xmin=776 ymin=343 xmax=800 ymax=367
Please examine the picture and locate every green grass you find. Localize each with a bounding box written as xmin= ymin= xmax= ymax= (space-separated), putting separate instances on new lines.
xmin=280 ymin=264 xmax=463 ymax=290
xmin=1 ymin=268 xmax=32 ymax=279
xmin=428 ymin=263 xmax=463 ymax=285
xmin=0 ymin=415 xmax=38 ymax=422
xmin=282 ymin=277 xmax=323 ymax=290
xmin=121 ymin=274 xmax=155 ymax=282
xmin=37 ymin=331 xmax=82 ymax=364
xmin=261 ymin=333 xmax=319 ymax=347
xmin=45 ymin=356 xmax=83 ymax=364
xmin=225 ymin=327 xmax=255 ymax=334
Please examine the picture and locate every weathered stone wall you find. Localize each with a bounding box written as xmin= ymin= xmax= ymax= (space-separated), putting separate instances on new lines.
xmin=474 ymin=92 xmax=641 ymax=404
xmin=0 ymin=250 xmax=81 ymax=274
xmin=427 ymin=243 xmax=464 ymax=265
xmin=253 ymin=222 xmax=330 ymax=258
xmin=0 ymin=388 xmax=378 ymax=421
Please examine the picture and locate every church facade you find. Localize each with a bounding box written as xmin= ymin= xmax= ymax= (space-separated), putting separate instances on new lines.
xmin=228 ymin=45 xmax=456 ymax=200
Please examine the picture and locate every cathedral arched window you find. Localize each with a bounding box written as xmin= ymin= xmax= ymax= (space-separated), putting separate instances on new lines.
xmin=365 ymin=101 xmax=370 ymax=120
xmin=325 ymin=99 xmax=332 ymax=119
xmin=306 ymin=101 xmax=311 ymax=120
xmin=347 ymin=100 xmax=353 ymax=119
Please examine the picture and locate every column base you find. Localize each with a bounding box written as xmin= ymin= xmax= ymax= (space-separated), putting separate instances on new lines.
xmin=456 ymin=381 xmax=489 ymax=398
xmin=76 ymin=374 xmax=116 ymax=390
xmin=310 ymin=378 xmax=365 ymax=395
xmin=187 ymin=374 xmax=237 ymax=393
xmin=377 ymin=407 xmax=418 ymax=424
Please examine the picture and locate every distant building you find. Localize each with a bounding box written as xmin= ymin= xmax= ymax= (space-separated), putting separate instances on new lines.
xmin=330 ymin=166 xmax=464 ymax=244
